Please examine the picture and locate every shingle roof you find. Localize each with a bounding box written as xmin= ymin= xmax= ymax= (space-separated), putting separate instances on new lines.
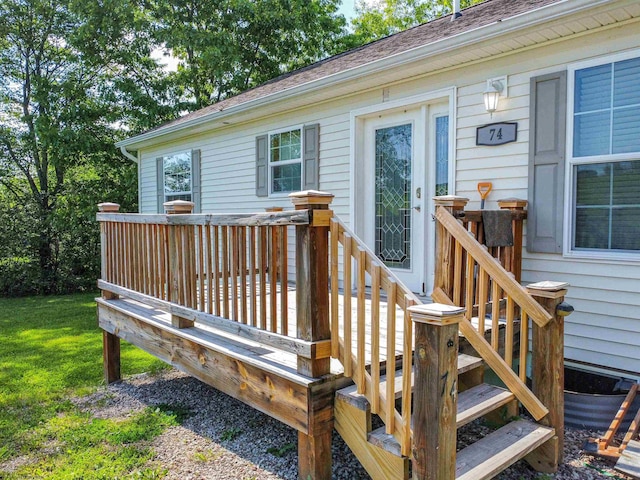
xmin=138 ymin=0 xmax=562 ymax=137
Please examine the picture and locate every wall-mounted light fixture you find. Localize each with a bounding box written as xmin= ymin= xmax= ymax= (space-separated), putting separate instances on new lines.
xmin=483 ymin=76 xmax=507 ymax=115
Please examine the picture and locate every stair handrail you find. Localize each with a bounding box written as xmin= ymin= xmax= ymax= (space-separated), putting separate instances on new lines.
xmin=435 ymin=205 xmax=552 ymax=327
xmin=330 ymin=215 xmax=422 ymax=456
xmin=433 ymin=203 xmax=553 ymax=421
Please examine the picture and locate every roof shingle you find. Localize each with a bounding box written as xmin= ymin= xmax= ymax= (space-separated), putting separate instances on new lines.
xmin=143 ymin=0 xmax=562 ymax=135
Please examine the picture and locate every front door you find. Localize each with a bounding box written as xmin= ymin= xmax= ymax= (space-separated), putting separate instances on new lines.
xmin=364 ymin=109 xmax=425 ymax=292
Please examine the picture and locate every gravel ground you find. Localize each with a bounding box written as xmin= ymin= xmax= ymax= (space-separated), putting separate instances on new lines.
xmin=32 ymin=369 xmax=639 ymax=479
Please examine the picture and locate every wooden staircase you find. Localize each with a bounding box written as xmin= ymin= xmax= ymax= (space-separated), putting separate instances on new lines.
xmin=329 ymin=197 xmax=568 ymax=480
xmin=334 ymin=354 xmax=555 ymax=480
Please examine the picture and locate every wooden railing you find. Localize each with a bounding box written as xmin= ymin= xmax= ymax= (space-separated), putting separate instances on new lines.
xmin=97 ymin=197 xmax=335 ymax=363
xmin=431 ymin=196 xmax=553 ymax=420
xmin=98 ymin=191 xmax=569 ymax=479
xmin=329 ymin=216 xmax=421 ymax=456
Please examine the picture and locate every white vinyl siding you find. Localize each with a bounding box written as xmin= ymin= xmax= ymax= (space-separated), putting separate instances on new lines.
xmin=454 ymin=39 xmax=640 ymax=375
xmin=135 ymin=21 xmax=640 ymax=376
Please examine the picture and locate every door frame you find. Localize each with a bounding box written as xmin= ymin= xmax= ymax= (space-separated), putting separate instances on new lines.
xmin=349 ymin=87 xmax=456 ymax=294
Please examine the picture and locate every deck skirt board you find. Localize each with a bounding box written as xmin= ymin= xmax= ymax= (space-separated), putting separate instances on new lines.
xmin=455 ymin=420 xmax=555 ymax=480
xmin=98 ymin=297 xmax=310 ymax=380
xmin=96 ymin=298 xmax=342 ymax=435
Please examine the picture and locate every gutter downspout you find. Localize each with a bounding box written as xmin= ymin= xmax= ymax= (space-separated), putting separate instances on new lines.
xmin=119 ymin=145 xmax=138 ymax=163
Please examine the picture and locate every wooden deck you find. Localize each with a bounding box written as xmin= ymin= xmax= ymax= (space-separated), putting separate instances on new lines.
xmin=99 ymin=283 xmax=417 ymax=376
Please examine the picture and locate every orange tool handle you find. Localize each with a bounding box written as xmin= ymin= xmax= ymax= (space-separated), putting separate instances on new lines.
xmin=477 ymin=182 xmax=493 ymax=200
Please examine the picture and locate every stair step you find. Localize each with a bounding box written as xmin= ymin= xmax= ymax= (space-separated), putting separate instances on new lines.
xmin=368 ymin=383 xmax=515 ymax=455
xmin=456 ymin=384 xmax=515 ymax=428
xmin=455 ymin=419 xmax=555 ymax=480
xmin=336 ymin=353 xmax=484 ymax=407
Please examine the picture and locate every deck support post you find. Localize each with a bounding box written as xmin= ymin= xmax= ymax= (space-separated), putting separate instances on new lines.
xmin=290 ymin=190 xmax=334 ymax=480
xmin=409 ymin=303 xmax=465 ymax=480
xmin=526 ymin=281 xmax=572 ymax=473
xmin=103 ymin=331 xmax=121 ymax=384
xmin=98 ymin=202 xmax=122 ymax=383
xmin=433 ymin=196 xmax=469 ymax=300
xmin=164 ymin=200 xmax=196 ymax=328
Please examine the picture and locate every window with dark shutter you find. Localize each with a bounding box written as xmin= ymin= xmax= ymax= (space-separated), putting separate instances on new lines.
xmin=256 ymin=124 xmax=319 ymax=197
xmin=157 ymin=150 xmax=198 ymax=212
xmin=527 ymin=71 xmax=567 ymax=254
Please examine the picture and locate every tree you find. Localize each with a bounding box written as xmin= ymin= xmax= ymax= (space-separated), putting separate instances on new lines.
xmin=0 ymin=0 xmax=168 ymax=293
xmin=147 ymin=0 xmax=349 ymax=110
xmin=351 ymin=0 xmax=484 ymax=43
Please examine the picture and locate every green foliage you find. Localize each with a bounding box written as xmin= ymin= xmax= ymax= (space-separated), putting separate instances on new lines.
xmin=0 ymin=0 xmax=354 ymax=297
xmin=350 ymin=0 xmax=484 ymax=43
xmin=0 ymin=293 xmax=167 ymax=465
xmin=220 ymin=426 xmax=242 ymax=441
xmin=0 ymin=0 xmax=171 ymax=295
xmin=266 ymin=442 xmax=296 ymax=457
xmin=4 ymin=408 xmax=176 ymax=479
xmin=147 ymin=0 xmax=349 ymax=109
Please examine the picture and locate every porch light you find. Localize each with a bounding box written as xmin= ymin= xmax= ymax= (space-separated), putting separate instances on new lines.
xmin=483 ymin=78 xmax=504 ymax=115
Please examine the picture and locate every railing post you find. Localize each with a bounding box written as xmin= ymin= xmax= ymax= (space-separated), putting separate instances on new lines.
xmin=433 ymin=196 xmax=469 ymax=300
xmin=498 ymin=198 xmax=527 ymax=282
xmin=409 ymin=303 xmax=465 ymax=480
xmin=164 ymin=200 xmax=196 ymax=328
xmin=98 ymin=202 xmax=121 ymax=384
xmin=289 ymin=190 xmax=334 ymax=480
xmin=526 ymin=281 xmax=572 ymax=472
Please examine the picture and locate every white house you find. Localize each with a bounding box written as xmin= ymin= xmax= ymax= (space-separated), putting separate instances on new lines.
xmin=116 ymin=0 xmax=640 ymax=378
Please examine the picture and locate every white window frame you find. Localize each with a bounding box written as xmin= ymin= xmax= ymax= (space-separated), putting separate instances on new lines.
xmin=268 ymin=125 xmax=304 ymax=196
xmin=564 ymin=49 xmax=640 ymax=262
xmin=163 ymin=150 xmax=192 ymax=203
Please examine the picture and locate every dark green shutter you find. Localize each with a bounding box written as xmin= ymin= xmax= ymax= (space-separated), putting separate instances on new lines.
xmin=256 ymin=134 xmax=268 ymax=197
xmin=303 ymin=123 xmax=320 ymax=190
xmin=191 ymin=149 xmax=201 ymax=213
xmin=156 ymin=156 xmax=164 ymax=213
xmin=527 ymin=71 xmax=567 ymax=254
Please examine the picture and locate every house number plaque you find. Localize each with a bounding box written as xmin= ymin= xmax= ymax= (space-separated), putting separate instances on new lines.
xmin=476 ymin=122 xmax=518 ymax=146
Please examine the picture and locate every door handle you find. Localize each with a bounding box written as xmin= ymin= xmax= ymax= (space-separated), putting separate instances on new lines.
xmin=413 ymin=205 xmax=421 ymax=212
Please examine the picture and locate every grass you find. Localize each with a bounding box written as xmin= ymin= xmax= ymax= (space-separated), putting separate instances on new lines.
xmin=0 ymin=293 xmax=170 ymax=477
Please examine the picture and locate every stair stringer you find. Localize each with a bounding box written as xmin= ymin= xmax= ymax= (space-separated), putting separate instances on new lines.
xmin=334 ymin=393 xmax=409 ymax=480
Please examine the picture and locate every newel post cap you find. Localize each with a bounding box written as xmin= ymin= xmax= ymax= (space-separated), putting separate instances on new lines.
xmin=289 ymin=190 xmax=334 ymax=209
xmin=163 ymin=200 xmax=195 ymax=214
xmin=526 ymin=280 xmax=569 ymax=299
xmin=433 ymin=195 xmax=469 ymax=208
xmin=498 ymin=198 xmax=528 ymax=209
xmin=97 ymin=202 xmax=120 ymax=213
xmin=408 ymin=304 xmax=465 ymax=326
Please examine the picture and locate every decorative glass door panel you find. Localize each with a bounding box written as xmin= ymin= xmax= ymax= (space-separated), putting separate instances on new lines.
xmin=374 ymin=124 xmax=413 ymax=270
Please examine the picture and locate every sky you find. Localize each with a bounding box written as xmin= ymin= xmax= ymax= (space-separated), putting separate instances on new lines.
xmin=338 ymin=0 xmax=358 ymax=20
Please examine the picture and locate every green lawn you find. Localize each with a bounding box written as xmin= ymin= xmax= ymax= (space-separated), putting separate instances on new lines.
xmin=0 ymin=293 xmax=173 ymax=478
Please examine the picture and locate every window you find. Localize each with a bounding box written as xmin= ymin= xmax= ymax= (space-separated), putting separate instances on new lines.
xmin=269 ymin=128 xmax=302 ymax=194
xmin=569 ymin=54 xmax=640 ymax=257
xmin=163 ymin=151 xmax=192 ymax=202
xmin=256 ymin=124 xmax=317 ymax=198
xmin=435 ymin=115 xmax=449 ymax=196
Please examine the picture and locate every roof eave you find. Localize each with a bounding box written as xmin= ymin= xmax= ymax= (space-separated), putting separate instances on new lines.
xmin=116 ymin=0 xmax=611 ymax=151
